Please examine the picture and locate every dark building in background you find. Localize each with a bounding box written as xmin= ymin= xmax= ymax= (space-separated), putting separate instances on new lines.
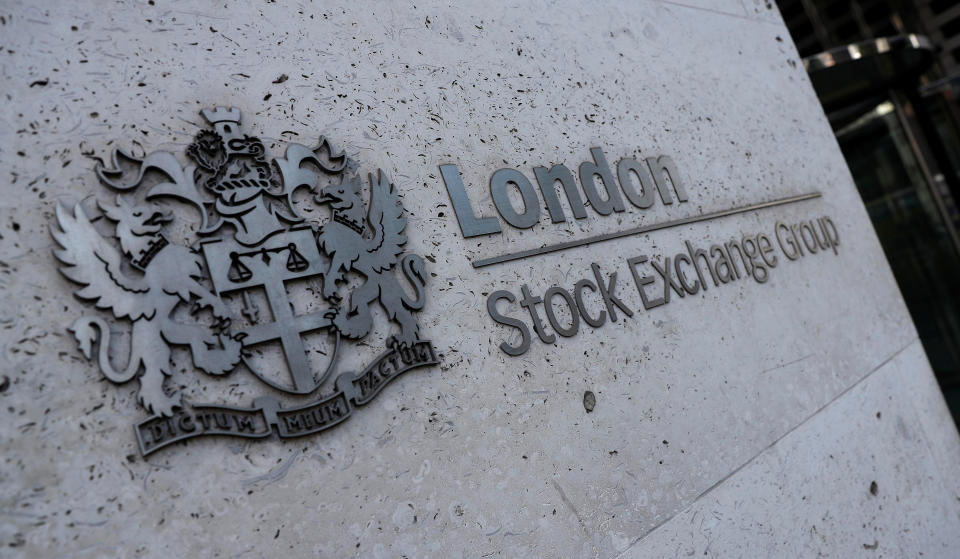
xmin=776 ymin=0 xmax=960 ymax=422
xmin=780 ymin=0 xmax=960 ymax=73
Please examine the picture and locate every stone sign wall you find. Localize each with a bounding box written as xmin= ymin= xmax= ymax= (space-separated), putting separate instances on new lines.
xmin=1 ymin=0 xmax=959 ymax=557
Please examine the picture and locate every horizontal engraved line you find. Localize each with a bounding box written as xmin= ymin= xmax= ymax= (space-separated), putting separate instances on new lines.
xmin=471 ymin=191 xmax=823 ymax=268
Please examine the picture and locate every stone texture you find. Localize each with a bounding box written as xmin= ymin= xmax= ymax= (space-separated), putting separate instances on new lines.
xmin=0 ymin=0 xmax=957 ymax=557
xmin=633 ymin=341 xmax=960 ymax=558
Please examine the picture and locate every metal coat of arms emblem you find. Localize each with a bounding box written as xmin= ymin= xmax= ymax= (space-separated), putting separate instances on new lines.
xmin=51 ymin=107 xmax=437 ymax=456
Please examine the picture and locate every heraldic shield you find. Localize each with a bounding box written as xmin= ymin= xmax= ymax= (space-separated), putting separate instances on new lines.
xmin=202 ymin=225 xmax=339 ymax=394
xmin=51 ymin=107 xmax=437 ymax=456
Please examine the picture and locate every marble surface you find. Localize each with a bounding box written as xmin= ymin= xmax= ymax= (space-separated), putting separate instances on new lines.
xmin=0 ymin=0 xmax=957 ymax=557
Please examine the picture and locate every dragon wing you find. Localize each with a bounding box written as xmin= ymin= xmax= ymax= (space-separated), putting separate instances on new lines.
xmin=364 ymin=170 xmax=407 ymax=273
xmin=51 ymin=202 xmax=155 ymax=321
xmin=97 ymin=149 xmax=212 ymax=231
